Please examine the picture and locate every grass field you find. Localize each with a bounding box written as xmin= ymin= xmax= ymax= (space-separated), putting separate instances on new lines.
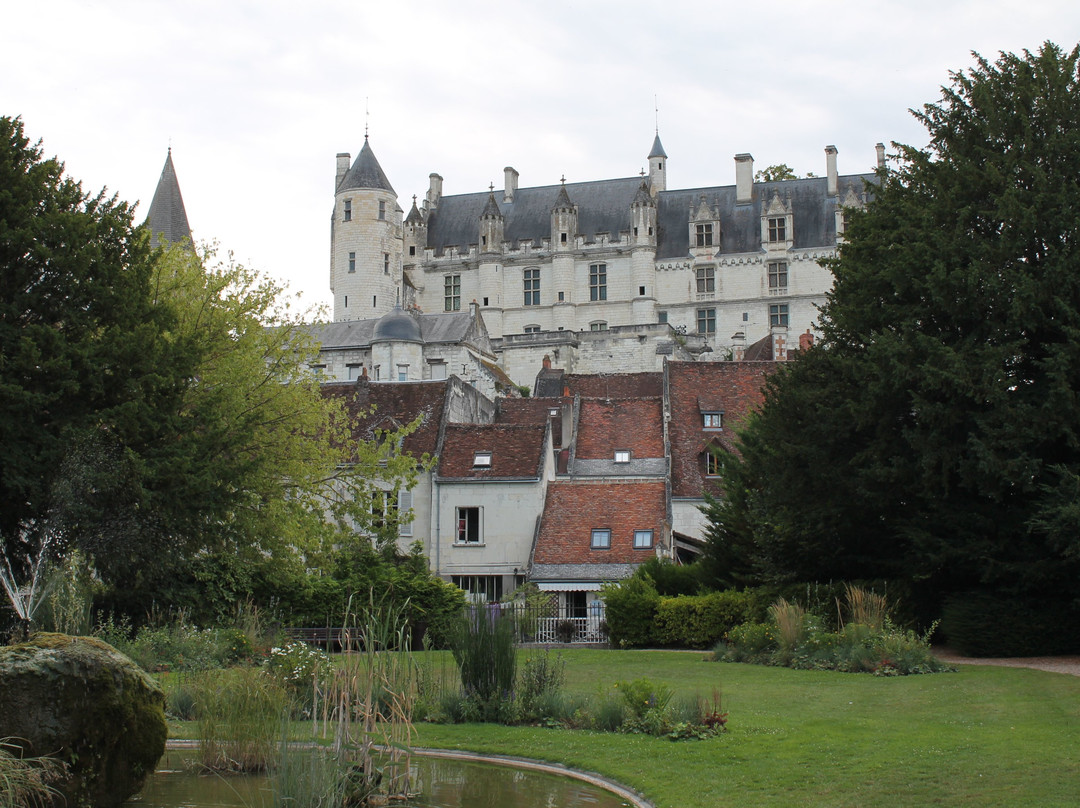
xmin=169 ymin=649 xmax=1080 ymax=807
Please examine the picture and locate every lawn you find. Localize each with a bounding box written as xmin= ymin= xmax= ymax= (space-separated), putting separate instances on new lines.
xmin=167 ymin=649 xmax=1080 ymax=808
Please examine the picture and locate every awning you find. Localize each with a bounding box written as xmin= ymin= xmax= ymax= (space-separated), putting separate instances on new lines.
xmin=535 ymin=582 xmax=603 ymax=592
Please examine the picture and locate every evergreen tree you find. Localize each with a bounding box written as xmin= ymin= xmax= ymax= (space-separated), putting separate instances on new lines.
xmin=704 ymin=43 xmax=1080 ymax=616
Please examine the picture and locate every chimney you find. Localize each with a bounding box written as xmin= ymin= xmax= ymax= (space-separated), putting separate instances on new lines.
xmin=469 ymin=299 xmax=478 ymax=318
xmin=825 ymin=145 xmax=838 ymax=196
xmin=730 ymin=330 xmax=746 ymax=362
xmin=542 ymin=354 xmax=551 ymax=370
xmin=735 ymin=153 xmax=754 ymax=204
xmin=504 ymin=166 xmax=519 ymax=203
xmin=875 ymin=143 xmax=886 ymax=170
xmin=336 ymin=153 xmax=350 ymax=191
xmin=799 ymin=329 xmax=815 ymax=351
xmin=427 ymin=173 xmax=444 ymax=211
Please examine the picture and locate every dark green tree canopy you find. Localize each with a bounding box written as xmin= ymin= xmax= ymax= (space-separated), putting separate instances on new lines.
xmin=704 ymin=43 xmax=1080 ymax=612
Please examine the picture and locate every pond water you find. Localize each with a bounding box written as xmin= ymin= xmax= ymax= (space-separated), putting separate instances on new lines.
xmin=125 ymin=751 xmax=633 ymax=808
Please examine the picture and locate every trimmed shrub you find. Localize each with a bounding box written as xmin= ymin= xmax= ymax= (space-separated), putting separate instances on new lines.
xmin=653 ymin=590 xmax=752 ymax=648
xmin=602 ymin=576 xmax=660 ymax=648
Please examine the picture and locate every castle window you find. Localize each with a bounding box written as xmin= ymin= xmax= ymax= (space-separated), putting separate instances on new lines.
xmin=696 ymin=266 xmax=715 ymax=294
xmin=589 ymin=263 xmax=607 ymax=301
xmin=560 ymin=232 xmax=567 ymax=244
xmin=770 ymin=303 xmax=789 ymax=327
xmin=697 ymin=308 xmax=716 ymax=334
xmin=658 ymin=311 xmax=668 ymax=324
xmin=348 ymin=252 xmax=356 ymax=273
xmin=590 ymin=321 xmax=608 ymax=331
xmin=343 ymin=199 xmax=352 ymax=221
xmin=639 ymin=286 xmax=646 ymax=296
xmin=524 ymin=325 xmax=541 ymax=334
xmin=409 ymin=245 xmax=416 ymax=256
xmin=558 ymin=291 xmax=565 ymax=302
xmin=444 ymin=274 xmax=461 ymax=312
xmin=768 ymin=217 xmax=786 ymax=243
xmin=768 ymin=262 xmax=788 ymax=293
xmin=344 ymin=295 xmax=348 ymax=308
xmin=634 ymin=530 xmax=654 ymax=549
xmin=347 ymin=364 xmax=363 ymax=381
xmin=383 ymin=253 xmax=390 ymax=274
xmin=696 ymin=223 xmax=713 ymax=247
xmin=524 ymin=268 xmax=540 ymax=306
xmin=429 ymin=361 xmax=447 ymax=380
xmin=378 ymin=200 xmax=386 ymax=220
xmin=397 ymin=365 xmax=408 ymax=381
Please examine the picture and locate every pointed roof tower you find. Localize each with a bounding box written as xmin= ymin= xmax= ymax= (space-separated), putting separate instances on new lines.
xmin=405 ymin=195 xmax=425 ymax=225
xmin=649 ymin=132 xmax=668 ymax=159
xmin=338 ymin=136 xmax=395 ymax=193
xmin=145 ymin=148 xmax=191 ymax=248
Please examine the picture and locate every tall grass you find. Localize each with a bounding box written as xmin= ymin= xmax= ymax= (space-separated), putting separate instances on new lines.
xmin=0 ymin=739 xmax=65 ymax=808
xmin=192 ymin=667 xmax=292 ymax=772
xmin=842 ymin=584 xmax=888 ymax=630
xmin=451 ymin=607 xmax=517 ymax=713
xmin=768 ymin=598 xmax=807 ymax=656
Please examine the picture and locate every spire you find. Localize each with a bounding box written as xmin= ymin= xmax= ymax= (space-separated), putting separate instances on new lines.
xmin=553 ymin=176 xmax=574 ymax=210
xmin=145 ymin=148 xmax=191 ymax=248
xmin=648 ymin=133 xmax=667 ymax=159
xmin=405 ymin=194 xmax=424 ymax=225
xmin=632 ymin=177 xmax=654 ymax=207
xmin=480 ymin=187 xmax=502 ymax=219
xmin=338 ymin=138 xmax=395 ymax=193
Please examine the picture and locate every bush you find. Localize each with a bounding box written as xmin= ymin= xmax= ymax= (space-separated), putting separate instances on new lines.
xmin=654 ymin=590 xmax=752 ymax=648
xmin=942 ymin=593 xmax=1080 ymax=656
xmin=518 ymin=650 xmax=566 ymax=722
xmin=451 ymin=609 xmax=516 ymax=715
xmin=602 ymin=576 xmax=660 ymax=648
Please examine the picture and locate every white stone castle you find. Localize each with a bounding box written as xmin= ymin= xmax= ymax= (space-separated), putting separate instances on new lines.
xmin=321 ymin=133 xmax=883 ymax=387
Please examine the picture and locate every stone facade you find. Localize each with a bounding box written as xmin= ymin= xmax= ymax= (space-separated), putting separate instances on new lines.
xmin=329 ymin=133 xmax=880 ymax=386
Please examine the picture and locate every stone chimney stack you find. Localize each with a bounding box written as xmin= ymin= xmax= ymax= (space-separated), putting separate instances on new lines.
xmin=731 ymin=330 xmax=746 ymax=362
xmin=876 ymin=143 xmax=886 ymax=169
xmin=735 ymin=154 xmax=754 ymax=204
xmin=825 ymin=145 xmax=838 ymax=196
xmin=799 ymin=329 xmax=815 ymax=351
xmin=504 ymin=167 xmax=519 ymax=203
xmin=426 ymin=173 xmax=444 ymax=212
xmin=336 ymin=153 xmax=350 ymax=191
xmin=542 ymin=354 xmax=551 ymax=370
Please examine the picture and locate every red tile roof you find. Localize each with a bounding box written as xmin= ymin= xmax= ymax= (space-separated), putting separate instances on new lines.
xmin=666 ymin=361 xmax=774 ymax=498
xmin=533 ymin=480 xmax=667 ymax=565
xmin=438 ymin=423 xmax=547 ymax=479
xmin=575 ymin=398 xmax=664 ymax=459
xmin=321 ymin=379 xmax=447 ymax=459
xmin=563 ymin=371 xmax=663 ymax=399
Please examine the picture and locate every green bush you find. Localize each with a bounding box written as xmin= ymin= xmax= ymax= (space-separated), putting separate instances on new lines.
xmin=518 ymin=650 xmax=566 ymax=721
xmin=451 ymin=610 xmax=517 ymax=716
xmin=653 ymin=590 xmax=752 ymax=648
xmin=602 ymin=576 xmax=660 ymax=648
xmin=942 ymin=593 xmax=1080 ymax=656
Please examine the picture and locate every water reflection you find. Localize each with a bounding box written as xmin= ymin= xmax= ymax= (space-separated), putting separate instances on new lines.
xmin=127 ymin=752 xmax=631 ymax=808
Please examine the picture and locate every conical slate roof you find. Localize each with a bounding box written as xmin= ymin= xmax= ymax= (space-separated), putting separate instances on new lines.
xmin=338 ymin=137 xmax=395 ymax=194
xmin=145 ymin=149 xmax=191 ymax=247
xmin=552 ymin=180 xmax=574 ymax=210
xmin=405 ymin=196 xmax=424 ymax=225
xmin=649 ymin=133 xmax=667 ymax=159
xmin=480 ymin=189 xmax=502 ymax=218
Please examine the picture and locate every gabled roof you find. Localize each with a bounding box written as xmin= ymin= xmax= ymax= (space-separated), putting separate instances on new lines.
xmin=437 ymin=423 xmax=547 ymax=480
xmin=145 ymin=149 xmax=191 ymax=247
xmin=321 ymin=379 xmax=449 ymax=458
xmin=338 ymin=138 xmax=395 ymax=194
xmin=532 ymin=480 xmax=667 ymax=568
xmin=665 ymin=361 xmax=774 ymax=498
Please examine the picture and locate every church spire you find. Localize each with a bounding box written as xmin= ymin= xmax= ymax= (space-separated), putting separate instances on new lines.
xmin=145 ymin=148 xmax=191 ymax=248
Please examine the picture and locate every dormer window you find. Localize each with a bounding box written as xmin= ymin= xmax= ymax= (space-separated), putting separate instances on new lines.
xmin=768 ymin=217 xmax=786 ymax=243
xmin=696 ymin=223 xmax=713 ymax=247
xmin=703 ymin=412 xmax=723 ymax=429
xmin=614 ymin=450 xmax=631 ymax=463
xmin=473 ymin=452 xmax=492 ymax=468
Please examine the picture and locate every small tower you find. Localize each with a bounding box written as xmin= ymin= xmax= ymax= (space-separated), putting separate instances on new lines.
xmin=403 ymin=195 xmax=426 ymax=268
xmin=550 ymin=177 xmax=578 ymax=251
xmin=630 ymin=177 xmax=658 ymax=322
xmin=331 ymin=136 xmax=402 ymax=322
xmin=145 ymin=148 xmax=191 ymax=248
xmin=648 ymin=133 xmax=667 ymax=195
xmin=550 ymin=179 xmax=577 ymax=328
xmin=478 ymin=187 xmax=505 ymax=332
xmin=478 ymin=186 xmax=504 ymax=254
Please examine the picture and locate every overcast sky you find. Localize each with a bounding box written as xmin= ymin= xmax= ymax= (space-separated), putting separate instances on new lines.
xmin=4 ymin=1 xmax=1079 ymax=315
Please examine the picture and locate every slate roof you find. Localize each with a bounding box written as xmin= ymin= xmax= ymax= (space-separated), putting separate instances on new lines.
xmin=311 ymin=310 xmax=485 ymax=351
xmin=533 ymin=480 xmax=667 ymax=566
xmin=338 ymin=138 xmax=395 ymax=194
xmin=424 ymin=169 xmax=874 ymax=260
xmin=321 ymin=379 xmax=448 ymax=459
xmin=665 ymin=361 xmax=775 ymax=498
xmin=437 ymin=423 xmax=547 ymax=480
xmin=145 ymin=149 xmax=191 ymax=247
xmin=529 ymin=563 xmax=638 ymax=583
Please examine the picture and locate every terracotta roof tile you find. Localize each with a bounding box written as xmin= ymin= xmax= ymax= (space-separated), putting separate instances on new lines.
xmin=321 ymin=379 xmax=447 ymax=459
xmin=438 ymin=423 xmax=547 ymax=479
xmin=576 ymin=398 xmax=664 ymax=459
xmin=564 ymin=371 xmax=663 ymax=399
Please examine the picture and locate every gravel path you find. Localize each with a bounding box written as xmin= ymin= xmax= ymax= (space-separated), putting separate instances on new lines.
xmin=933 ymin=646 xmax=1080 ymax=677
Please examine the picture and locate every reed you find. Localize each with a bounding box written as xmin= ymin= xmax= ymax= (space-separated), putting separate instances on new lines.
xmin=0 ymin=739 xmax=65 ymax=808
xmin=843 ymin=583 xmax=888 ymax=630
xmin=192 ymin=667 xmax=291 ymax=772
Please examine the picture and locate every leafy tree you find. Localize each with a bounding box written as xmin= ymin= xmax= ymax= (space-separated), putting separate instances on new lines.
xmin=705 ymin=43 xmax=1080 ymax=618
xmin=754 ymin=164 xmax=815 ymax=182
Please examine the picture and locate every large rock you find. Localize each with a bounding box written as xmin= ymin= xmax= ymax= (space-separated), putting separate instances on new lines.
xmin=0 ymin=632 xmax=167 ymax=807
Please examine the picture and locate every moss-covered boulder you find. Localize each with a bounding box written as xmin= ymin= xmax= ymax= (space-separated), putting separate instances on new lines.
xmin=0 ymin=632 xmax=167 ymax=807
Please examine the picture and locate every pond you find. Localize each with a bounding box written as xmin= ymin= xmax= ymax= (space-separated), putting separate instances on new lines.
xmin=125 ymin=751 xmax=637 ymax=808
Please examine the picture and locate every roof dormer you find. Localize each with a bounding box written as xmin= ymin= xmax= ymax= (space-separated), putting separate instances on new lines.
xmin=761 ymin=190 xmax=793 ymax=251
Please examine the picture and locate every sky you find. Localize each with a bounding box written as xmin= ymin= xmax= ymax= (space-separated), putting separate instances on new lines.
xmin=4 ymin=1 xmax=1080 ymax=315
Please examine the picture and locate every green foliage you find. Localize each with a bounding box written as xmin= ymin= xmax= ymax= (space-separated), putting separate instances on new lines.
xmin=191 ymin=667 xmax=291 ymax=772
xmin=703 ymin=45 xmax=1080 ymax=632
xmin=942 ymin=593 xmax=1080 ymax=656
xmin=0 ymin=739 xmax=65 ymax=808
xmin=633 ymin=557 xmax=706 ymax=596
xmin=652 ymin=590 xmax=752 ymax=648
xmin=755 ymin=164 xmax=799 ymax=182
xmin=450 ymin=610 xmax=517 ymax=716
xmin=601 ymin=575 xmax=660 ymax=648
xmin=517 ymin=650 xmax=566 ymax=722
